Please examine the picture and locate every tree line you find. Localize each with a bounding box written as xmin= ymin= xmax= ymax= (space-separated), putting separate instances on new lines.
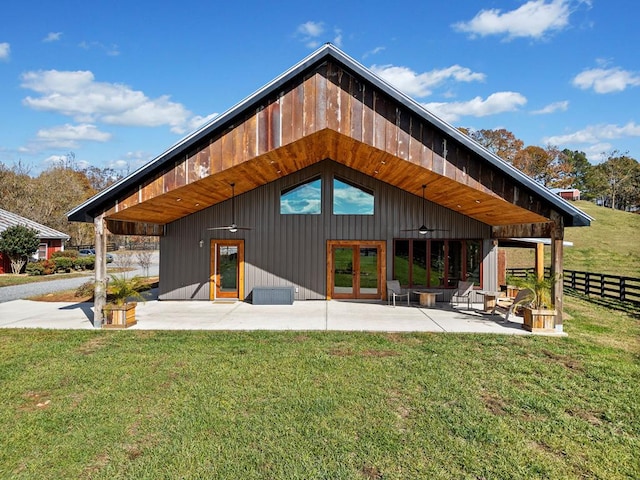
xmin=0 ymin=153 xmax=121 ymax=246
xmin=459 ymin=128 xmax=640 ymax=211
xmin=1 ymin=130 xmax=639 ymax=247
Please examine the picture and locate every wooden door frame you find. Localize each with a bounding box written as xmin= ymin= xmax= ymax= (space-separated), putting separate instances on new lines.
xmin=326 ymin=240 xmax=386 ymax=300
xmin=210 ymin=239 xmax=245 ymax=300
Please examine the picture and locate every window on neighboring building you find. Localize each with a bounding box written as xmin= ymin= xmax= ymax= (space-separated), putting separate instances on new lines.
xmin=280 ymin=177 xmax=322 ymax=214
xmin=394 ymin=239 xmax=482 ymax=288
xmin=333 ymin=177 xmax=374 ymax=215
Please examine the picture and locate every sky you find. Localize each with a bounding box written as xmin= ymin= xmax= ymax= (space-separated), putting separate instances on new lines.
xmin=1 ymin=0 xmax=638 ymax=176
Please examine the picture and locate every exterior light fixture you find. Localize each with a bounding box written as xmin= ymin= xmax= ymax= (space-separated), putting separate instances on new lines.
xmin=199 ymin=239 xmax=204 ymax=248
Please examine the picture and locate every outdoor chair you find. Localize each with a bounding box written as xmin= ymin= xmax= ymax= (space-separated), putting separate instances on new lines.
xmin=494 ymin=288 xmax=535 ymax=321
xmin=450 ymin=280 xmax=474 ymax=309
xmin=386 ymin=280 xmax=410 ymax=307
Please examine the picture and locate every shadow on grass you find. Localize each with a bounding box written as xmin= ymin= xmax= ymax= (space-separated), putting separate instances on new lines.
xmin=565 ymin=289 xmax=640 ymax=319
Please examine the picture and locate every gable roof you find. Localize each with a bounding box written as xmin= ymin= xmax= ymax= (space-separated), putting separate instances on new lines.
xmin=0 ymin=208 xmax=70 ymax=240
xmin=68 ymin=44 xmax=591 ymax=229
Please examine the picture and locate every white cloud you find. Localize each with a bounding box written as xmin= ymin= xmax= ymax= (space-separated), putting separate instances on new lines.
xmin=543 ymin=121 xmax=640 ymax=145
xmin=21 ymin=69 xmax=210 ymax=134
xmin=370 ymin=64 xmax=485 ymax=98
xmin=35 ymin=123 xmax=112 ymax=148
xmin=297 ymin=21 xmax=324 ymax=37
xmin=572 ymin=67 xmax=640 ymax=93
xmin=363 ymin=46 xmax=385 ymax=59
xmin=0 ymin=42 xmax=10 ymax=61
xmin=296 ymin=21 xmax=324 ymax=48
xmin=423 ymin=92 xmax=527 ymax=122
xmin=43 ymin=32 xmax=63 ymax=43
xmin=78 ymin=40 xmax=120 ymax=56
xmin=532 ymin=100 xmax=569 ymax=114
xmin=453 ymin=0 xmax=574 ymax=40
xmin=333 ymin=29 xmax=343 ymax=48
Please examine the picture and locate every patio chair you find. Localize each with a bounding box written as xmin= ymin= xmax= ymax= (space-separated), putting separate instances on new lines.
xmin=386 ymin=280 xmax=410 ymax=307
xmin=450 ymin=280 xmax=474 ymax=309
xmin=494 ymin=288 xmax=534 ymax=321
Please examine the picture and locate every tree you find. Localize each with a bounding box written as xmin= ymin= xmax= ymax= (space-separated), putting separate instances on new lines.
xmin=462 ymin=128 xmax=524 ymax=164
xmin=592 ymin=152 xmax=640 ymax=210
xmin=0 ymin=225 xmax=40 ymax=274
xmin=562 ymin=149 xmax=592 ymax=193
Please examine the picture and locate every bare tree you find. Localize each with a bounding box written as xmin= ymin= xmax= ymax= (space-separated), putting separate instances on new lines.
xmin=135 ymin=250 xmax=153 ymax=277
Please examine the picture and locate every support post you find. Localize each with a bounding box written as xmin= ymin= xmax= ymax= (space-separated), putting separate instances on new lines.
xmin=550 ymin=215 xmax=564 ymax=332
xmin=535 ymin=242 xmax=545 ymax=280
xmin=93 ymin=214 xmax=107 ymax=328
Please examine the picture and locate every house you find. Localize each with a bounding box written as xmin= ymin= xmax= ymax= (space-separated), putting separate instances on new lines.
xmin=550 ymin=188 xmax=581 ymax=201
xmin=68 ymin=44 xmax=591 ymax=329
xmin=0 ymin=208 xmax=70 ymax=273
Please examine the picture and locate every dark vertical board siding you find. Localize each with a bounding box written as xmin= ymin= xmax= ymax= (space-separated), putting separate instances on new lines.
xmin=159 ymin=160 xmax=490 ymax=300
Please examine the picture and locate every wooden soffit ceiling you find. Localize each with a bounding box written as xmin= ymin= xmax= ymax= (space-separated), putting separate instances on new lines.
xmin=103 ymin=62 xmax=553 ymax=227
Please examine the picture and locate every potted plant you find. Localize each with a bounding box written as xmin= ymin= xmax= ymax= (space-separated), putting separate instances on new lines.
xmin=103 ymin=275 xmax=145 ymax=328
xmin=513 ymin=274 xmax=557 ymax=332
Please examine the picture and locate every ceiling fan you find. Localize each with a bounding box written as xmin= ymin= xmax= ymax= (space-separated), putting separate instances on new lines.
xmin=402 ymin=184 xmax=449 ymax=235
xmin=207 ymin=183 xmax=251 ymax=233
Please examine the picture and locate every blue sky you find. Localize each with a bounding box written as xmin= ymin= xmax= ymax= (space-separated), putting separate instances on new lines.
xmin=1 ymin=0 xmax=638 ymax=175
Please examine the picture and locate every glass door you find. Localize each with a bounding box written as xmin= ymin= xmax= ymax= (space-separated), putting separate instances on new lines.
xmin=328 ymin=241 xmax=385 ymax=300
xmin=210 ymin=240 xmax=244 ymax=300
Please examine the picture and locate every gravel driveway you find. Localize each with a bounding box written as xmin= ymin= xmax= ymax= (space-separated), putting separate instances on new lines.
xmin=0 ymin=251 xmax=159 ymax=303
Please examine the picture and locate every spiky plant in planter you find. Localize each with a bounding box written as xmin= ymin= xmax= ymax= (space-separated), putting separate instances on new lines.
xmin=514 ymin=274 xmax=557 ymax=332
xmin=103 ymin=275 xmax=146 ymax=328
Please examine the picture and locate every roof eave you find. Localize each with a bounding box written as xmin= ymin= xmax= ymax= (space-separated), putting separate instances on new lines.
xmin=68 ymin=43 xmax=592 ymax=228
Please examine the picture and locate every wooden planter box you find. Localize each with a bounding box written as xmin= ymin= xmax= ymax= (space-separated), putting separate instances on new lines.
xmin=103 ymin=303 xmax=137 ymax=328
xmin=522 ymin=307 xmax=557 ymax=332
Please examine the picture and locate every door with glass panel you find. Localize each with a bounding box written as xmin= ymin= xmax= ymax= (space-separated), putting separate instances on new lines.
xmin=210 ymin=240 xmax=244 ymax=300
xmin=328 ymin=241 xmax=385 ymax=300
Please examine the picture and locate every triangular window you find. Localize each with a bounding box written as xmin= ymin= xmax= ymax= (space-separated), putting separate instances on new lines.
xmin=333 ymin=177 xmax=374 ymax=215
xmin=280 ymin=177 xmax=322 ymax=214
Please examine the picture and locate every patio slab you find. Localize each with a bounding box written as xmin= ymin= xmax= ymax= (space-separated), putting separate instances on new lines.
xmin=0 ymin=297 xmax=558 ymax=335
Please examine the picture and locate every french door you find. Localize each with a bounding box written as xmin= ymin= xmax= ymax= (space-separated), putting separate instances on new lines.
xmin=210 ymin=240 xmax=244 ymax=300
xmin=327 ymin=241 xmax=386 ymax=300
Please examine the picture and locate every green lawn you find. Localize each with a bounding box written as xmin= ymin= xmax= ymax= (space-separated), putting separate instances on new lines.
xmin=0 ymin=271 xmax=93 ymax=287
xmin=1 ymin=294 xmax=638 ymax=479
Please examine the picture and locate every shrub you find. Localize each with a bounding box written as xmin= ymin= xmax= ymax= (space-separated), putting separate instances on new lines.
xmin=74 ymin=256 xmax=95 ymax=270
xmin=52 ymin=250 xmax=78 ymax=259
xmin=53 ymin=256 xmax=74 ymax=272
xmin=75 ymin=281 xmax=95 ymax=299
xmin=26 ymin=261 xmax=45 ymax=276
xmin=42 ymin=259 xmax=55 ymax=275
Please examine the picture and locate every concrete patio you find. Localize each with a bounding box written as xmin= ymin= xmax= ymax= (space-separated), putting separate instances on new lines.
xmin=0 ymin=296 xmax=561 ymax=335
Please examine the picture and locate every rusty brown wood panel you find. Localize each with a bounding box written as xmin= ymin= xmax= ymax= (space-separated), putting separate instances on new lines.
xmin=397 ymin=110 xmax=410 ymax=161
xmin=175 ymin=159 xmax=186 ymax=188
xmin=373 ymin=92 xmax=387 ymax=150
xmin=292 ymin=80 xmax=304 ymax=141
xmin=271 ymin=100 xmax=282 ymax=150
xmin=221 ymin=129 xmax=235 ymax=171
xmin=232 ymin=123 xmax=245 ymax=166
xmin=315 ymin=69 xmax=327 ymax=131
xmin=256 ymin=106 xmax=269 ymax=155
xmin=338 ymin=67 xmax=352 ymax=135
xmin=245 ymin=114 xmax=257 ymax=160
xmin=349 ymin=76 xmax=363 ymax=142
xmin=361 ymin=84 xmax=374 ymax=146
xmin=280 ymin=89 xmax=294 ymax=146
xmin=303 ymin=74 xmax=317 ymax=135
xmin=326 ymin=62 xmax=340 ymax=132
xmin=209 ymin=136 xmax=223 ymax=176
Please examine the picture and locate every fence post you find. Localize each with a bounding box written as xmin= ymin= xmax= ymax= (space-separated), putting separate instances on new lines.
xmin=620 ymin=277 xmax=626 ymax=302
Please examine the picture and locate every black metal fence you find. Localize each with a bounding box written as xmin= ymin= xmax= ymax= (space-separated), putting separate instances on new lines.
xmin=506 ymin=267 xmax=640 ymax=305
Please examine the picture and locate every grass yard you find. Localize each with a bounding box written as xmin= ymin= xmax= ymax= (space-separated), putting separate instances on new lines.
xmin=0 ymin=272 xmax=93 ymax=288
xmin=1 ymin=294 xmax=638 ymax=479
